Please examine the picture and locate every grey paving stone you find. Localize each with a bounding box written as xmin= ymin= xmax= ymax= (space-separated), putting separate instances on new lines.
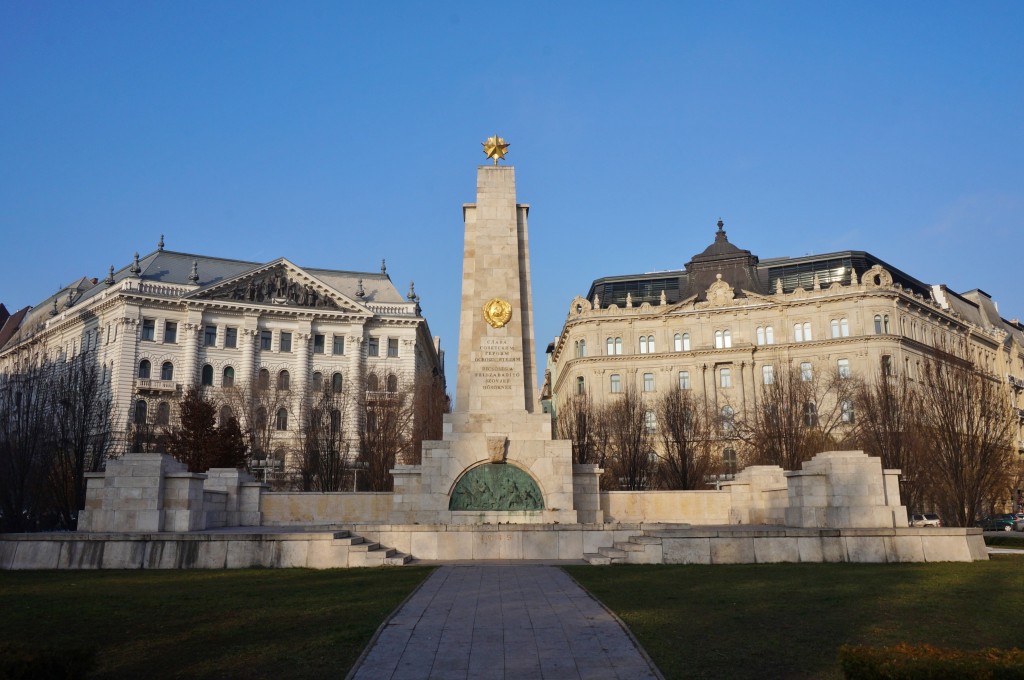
xmin=348 ymin=565 xmax=661 ymax=680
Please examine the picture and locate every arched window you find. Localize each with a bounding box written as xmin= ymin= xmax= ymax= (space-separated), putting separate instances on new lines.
xmin=874 ymin=315 xmax=883 ymax=334
xmin=312 ymin=372 xmax=323 ymax=391
xmin=255 ymin=407 xmax=267 ymax=431
xmin=222 ymin=366 xmax=234 ymax=387
xmin=579 ymin=339 xmax=586 ymax=357
xmin=134 ymin=399 xmax=148 ymax=425
xmin=576 ymin=376 xmax=585 ymax=395
xmin=765 ymin=326 xmax=774 ymax=344
xmin=640 ymin=336 xmax=648 ymax=354
xmin=614 ymin=337 xmax=622 ymax=355
xmin=883 ymin=315 xmax=891 ymax=333
xmin=258 ymin=368 xmax=270 ymax=390
xmin=803 ymin=322 xmax=812 ymax=342
xmin=201 ymin=364 xmax=214 ymax=386
xmin=156 ymin=401 xmax=171 ymax=426
xmin=841 ymin=399 xmax=855 ymax=423
xmin=330 ymin=409 xmax=341 ymax=435
xmin=219 ymin=405 xmax=233 ymax=426
xmin=723 ymin=330 xmax=731 ymax=348
xmin=756 ymin=327 xmax=765 ymax=345
xmin=138 ymin=359 xmax=151 ymax=379
xmin=332 ymin=372 xmax=343 ymax=392
xmin=607 ymin=337 xmax=614 ymax=355
xmin=830 ymin=319 xmax=840 ymax=338
xmin=682 ymin=333 xmax=691 ymax=351
xmin=721 ymin=405 xmax=735 ymax=434
xmin=275 ymin=408 xmax=288 ymax=431
xmin=647 ymin=335 xmax=655 ymax=353
xmin=794 ymin=323 xmax=803 ymax=342
xmin=386 ymin=374 xmax=398 ymax=393
xmin=367 ymin=373 xmax=379 ymax=391
xmin=674 ymin=333 xmax=682 ymax=351
xmin=277 ymin=370 xmax=290 ymax=390
xmin=840 ymin=318 xmax=849 ymax=337
xmin=715 ymin=330 xmax=724 ymax=348
xmin=161 ymin=361 xmax=174 ymax=381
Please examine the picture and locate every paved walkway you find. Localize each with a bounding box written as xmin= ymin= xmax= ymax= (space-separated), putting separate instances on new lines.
xmin=348 ymin=565 xmax=662 ymax=680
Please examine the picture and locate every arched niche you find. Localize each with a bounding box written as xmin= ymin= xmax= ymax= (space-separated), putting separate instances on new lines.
xmin=449 ymin=464 xmax=544 ymax=511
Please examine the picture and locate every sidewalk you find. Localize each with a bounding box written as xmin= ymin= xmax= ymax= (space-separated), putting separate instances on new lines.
xmin=347 ymin=565 xmax=662 ymax=680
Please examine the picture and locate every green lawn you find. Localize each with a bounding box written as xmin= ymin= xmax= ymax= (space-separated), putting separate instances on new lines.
xmin=566 ymin=557 xmax=1024 ymax=680
xmin=0 ymin=567 xmax=433 ymax=679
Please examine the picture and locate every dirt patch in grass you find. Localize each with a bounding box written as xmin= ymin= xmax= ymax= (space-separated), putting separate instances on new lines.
xmin=565 ymin=560 xmax=1023 ymax=680
xmin=0 ymin=567 xmax=433 ymax=679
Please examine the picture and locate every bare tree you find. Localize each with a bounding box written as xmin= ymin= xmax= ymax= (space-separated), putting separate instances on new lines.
xmin=603 ymin=384 xmax=655 ymax=490
xmin=853 ymin=369 xmax=928 ymax=514
xmin=0 ymin=365 xmax=53 ymax=531
xmin=294 ymin=384 xmax=353 ymax=491
xmin=556 ymin=390 xmax=608 ymax=466
xmin=655 ymin=386 xmax=716 ymax=490
xmin=740 ymin=363 xmax=856 ymax=471
xmin=222 ymin=377 xmax=290 ymax=478
xmin=47 ymin=352 xmax=114 ymax=527
xmin=408 ymin=368 xmax=449 ymax=466
xmin=918 ymin=359 xmax=1015 ymax=527
xmin=359 ymin=369 xmax=415 ymax=491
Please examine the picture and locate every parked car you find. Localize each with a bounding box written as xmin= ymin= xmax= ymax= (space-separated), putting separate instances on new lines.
xmin=976 ymin=514 xmax=1019 ymax=532
xmin=910 ymin=513 xmax=942 ymax=528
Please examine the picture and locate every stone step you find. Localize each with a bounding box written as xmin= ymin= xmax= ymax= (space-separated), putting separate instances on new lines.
xmin=348 ymin=542 xmax=381 ymax=552
xmin=383 ymin=553 xmax=413 ymax=566
xmin=613 ymin=541 xmax=648 ymax=552
xmin=332 ymin=535 xmax=365 ymax=546
xmin=598 ymin=546 xmax=628 ymax=560
xmin=331 ymin=530 xmax=351 ymax=540
xmin=630 ymin=535 xmax=663 ymax=545
xmin=583 ymin=552 xmax=612 ymax=565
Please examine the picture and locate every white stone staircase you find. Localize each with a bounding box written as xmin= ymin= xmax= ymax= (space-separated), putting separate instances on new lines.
xmin=332 ymin=531 xmax=412 ymax=567
xmin=584 ymin=533 xmax=663 ymax=565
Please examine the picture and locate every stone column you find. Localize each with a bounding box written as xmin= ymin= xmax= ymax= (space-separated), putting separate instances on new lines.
xmin=240 ymin=329 xmax=257 ymax=387
xmin=181 ymin=322 xmax=201 ymax=387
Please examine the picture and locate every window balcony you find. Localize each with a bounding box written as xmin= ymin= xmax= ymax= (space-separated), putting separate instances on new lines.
xmin=136 ymin=379 xmax=178 ymax=392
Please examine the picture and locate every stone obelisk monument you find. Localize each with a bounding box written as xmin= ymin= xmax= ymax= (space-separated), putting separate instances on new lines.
xmin=390 ymin=138 xmax=578 ymax=524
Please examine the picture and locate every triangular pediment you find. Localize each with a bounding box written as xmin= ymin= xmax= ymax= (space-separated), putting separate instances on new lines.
xmin=187 ymin=259 xmax=370 ymax=314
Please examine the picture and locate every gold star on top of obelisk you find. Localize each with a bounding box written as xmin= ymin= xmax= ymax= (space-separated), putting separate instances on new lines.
xmin=482 ymin=134 xmax=510 ymax=165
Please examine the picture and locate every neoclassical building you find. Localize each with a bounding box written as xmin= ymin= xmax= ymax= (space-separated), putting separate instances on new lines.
xmin=546 ymin=221 xmax=1024 ymax=469
xmin=0 ymin=239 xmax=445 ymax=474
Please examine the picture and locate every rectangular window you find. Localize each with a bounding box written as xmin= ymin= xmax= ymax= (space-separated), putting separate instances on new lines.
xmin=313 ymin=334 xmax=325 ymax=354
xmin=643 ymin=372 xmax=655 ymax=392
xmin=838 ymin=358 xmax=851 ymax=379
xmin=204 ymin=325 xmax=217 ymax=347
xmin=388 ymin=338 xmax=399 ymax=357
xmin=141 ymin=319 xmax=155 ymax=341
xmin=881 ymin=354 xmax=893 ymax=376
xmin=225 ymin=327 xmax=237 ymax=348
xmin=368 ymin=338 xmax=379 ymax=356
xmin=720 ymin=367 xmax=732 ymax=388
xmin=260 ymin=330 xmax=272 ymax=351
xmin=163 ymin=321 xmax=177 ymax=344
xmin=610 ymin=374 xmax=621 ymax=393
xmin=644 ymin=410 xmax=656 ymax=434
xmin=678 ymin=371 xmax=690 ymax=390
xmin=280 ymin=332 xmax=292 ymax=352
xmin=333 ymin=335 xmax=345 ymax=355
xmin=801 ymin=362 xmax=813 ymax=381
xmin=763 ymin=365 xmax=775 ymax=385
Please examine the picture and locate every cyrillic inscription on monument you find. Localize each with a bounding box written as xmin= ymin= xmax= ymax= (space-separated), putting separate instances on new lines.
xmin=473 ymin=337 xmax=520 ymax=391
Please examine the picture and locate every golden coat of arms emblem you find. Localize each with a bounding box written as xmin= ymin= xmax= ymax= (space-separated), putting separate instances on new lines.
xmin=483 ymin=298 xmax=513 ymax=328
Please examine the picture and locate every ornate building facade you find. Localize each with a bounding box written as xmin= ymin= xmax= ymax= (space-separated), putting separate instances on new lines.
xmin=546 ymin=221 xmax=1024 ymax=474
xmin=0 ymin=240 xmax=445 ymax=477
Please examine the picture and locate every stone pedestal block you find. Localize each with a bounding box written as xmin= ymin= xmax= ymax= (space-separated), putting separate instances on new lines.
xmin=784 ymin=451 xmax=906 ymax=529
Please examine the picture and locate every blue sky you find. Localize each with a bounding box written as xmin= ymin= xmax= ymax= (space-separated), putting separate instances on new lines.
xmin=2 ymin=2 xmax=1022 ymax=392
